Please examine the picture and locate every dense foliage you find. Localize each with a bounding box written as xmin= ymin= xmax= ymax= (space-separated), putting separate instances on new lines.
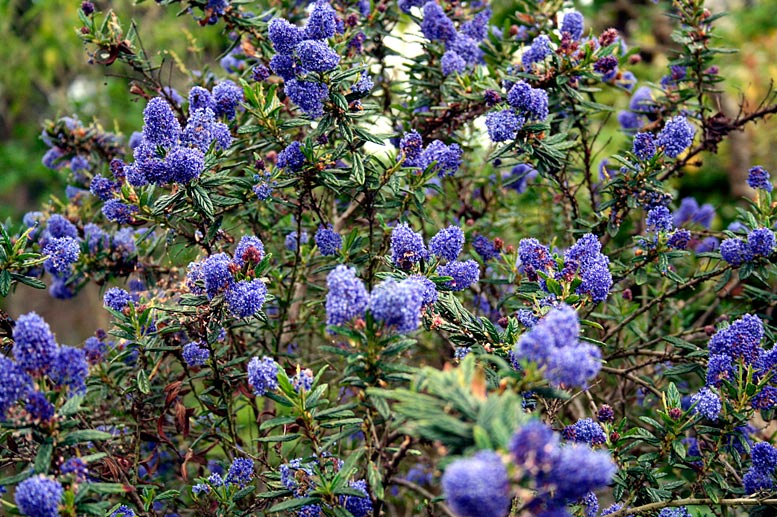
xmin=1 ymin=0 xmax=777 ymax=516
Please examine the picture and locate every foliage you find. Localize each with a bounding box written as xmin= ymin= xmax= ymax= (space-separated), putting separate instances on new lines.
xmin=1 ymin=0 xmax=777 ymax=516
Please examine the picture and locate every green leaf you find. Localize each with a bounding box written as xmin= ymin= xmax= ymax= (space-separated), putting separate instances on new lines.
xmin=268 ymin=497 xmax=320 ymax=512
xmin=62 ymin=430 xmax=114 ymax=445
xmin=0 ymin=270 xmax=11 ymax=297
xmin=137 ymin=370 xmax=150 ymax=394
xmin=34 ymin=442 xmax=53 ymax=473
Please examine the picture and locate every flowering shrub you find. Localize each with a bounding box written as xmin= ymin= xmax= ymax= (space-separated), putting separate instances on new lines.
xmin=1 ymin=0 xmax=777 ymax=516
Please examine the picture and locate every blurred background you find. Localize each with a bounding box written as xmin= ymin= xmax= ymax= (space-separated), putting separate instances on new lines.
xmin=1 ymin=0 xmax=775 ymax=341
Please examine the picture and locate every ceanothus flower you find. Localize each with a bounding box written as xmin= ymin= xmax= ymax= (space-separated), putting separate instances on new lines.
xmin=632 ymin=132 xmax=656 ymax=160
xmin=429 ymin=225 xmax=464 ymax=262
xmin=690 ymin=387 xmax=721 ymax=420
xmin=522 ymin=35 xmax=552 ymax=69
xmin=182 ymin=342 xmax=210 ymax=367
xmin=225 ymin=457 xmax=254 ymax=487
xmin=340 ymin=479 xmax=373 ymax=517
xmin=233 ymin=235 xmax=265 ymax=267
xmin=90 ymin=174 xmax=120 ymax=201
xmin=747 ymin=228 xmax=775 ymax=256
xmin=352 ymin=71 xmax=374 ymax=95
xmin=744 ymin=467 xmax=773 ymax=494
xmin=296 ymin=40 xmax=340 ymax=72
xmin=405 ymin=275 xmax=438 ymax=306
xmin=27 ymin=386 xmax=60 ymax=423
xmin=15 ymin=475 xmax=63 ymax=517
xmin=285 ymin=230 xmax=309 ymax=251
xmin=277 ymin=141 xmax=305 ymax=171
xmin=0 ymin=355 xmax=32 ymax=417
xmin=189 ymin=86 xmax=215 ymax=113
xmin=142 ymin=97 xmax=181 ymax=147
xmin=13 ymin=312 xmax=58 ymax=375
xmin=486 ymin=110 xmax=523 ymax=142
xmin=562 ymin=418 xmax=606 ymax=446
xmin=561 ymin=11 xmax=584 ymax=40
xmin=657 ymin=116 xmax=695 ymax=158
xmin=441 ymin=451 xmax=511 ymax=517
xmin=419 ymin=140 xmax=463 ymax=177
xmin=50 ymin=345 xmax=89 ymax=396
xmin=213 ymin=80 xmax=244 ymax=120
xmin=163 ymin=146 xmax=205 ymax=183
xmin=181 ymin=108 xmax=232 ymax=153
xmin=751 ymin=442 xmax=777 ymax=472
xmin=437 ymin=260 xmax=479 ymax=291
xmin=43 ymin=237 xmax=80 ymax=276
xmin=314 ymin=225 xmax=342 ymax=256
xmin=104 ymin=287 xmax=131 ymax=311
xmin=513 ymin=305 xmax=601 ymax=388
xmin=420 ymin=2 xmax=456 ymax=43
xmin=247 ymin=356 xmax=279 ymax=396
xmin=646 ymin=206 xmax=673 ymax=232
xmin=667 ymin=229 xmax=691 ymax=250
xmin=291 ymin=368 xmax=314 ymax=393
xmin=268 ymin=18 xmax=303 ymax=54
xmin=368 ymin=278 xmax=426 ymax=333
xmin=391 ymin=223 xmax=428 ymax=269
xmin=747 ymin=165 xmax=773 ymax=192
xmin=102 ymin=199 xmax=138 ymax=223
xmin=201 ymin=253 xmax=234 ymax=298
xmin=285 ymin=79 xmax=329 ymax=118
xmin=225 ymin=279 xmax=267 ymax=319
xmin=305 ymin=0 xmax=337 ymax=40
xmin=719 ymin=237 xmax=751 ymax=266
xmin=441 ymin=51 xmax=466 ymax=75
xmin=325 ymin=265 xmax=368 ymax=327
xmin=708 ymin=314 xmax=763 ymax=363
xmin=399 ymin=130 xmax=424 ymax=167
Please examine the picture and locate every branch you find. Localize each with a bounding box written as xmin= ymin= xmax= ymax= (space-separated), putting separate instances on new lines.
xmin=605 ymin=497 xmax=777 ymax=517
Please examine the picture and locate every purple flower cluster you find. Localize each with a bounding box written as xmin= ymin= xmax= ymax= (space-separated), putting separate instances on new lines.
xmin=368 ymin=278 xmax=427 ymax=333
xmin=720 ymin=227 xmax=775 ymax=266
xmin=563 ymin=234 xmax=613 ymax=303
xmin=562 ymin=418 xmax=607 ymax=446
xmin=437 ymin=260 xmax=480 ymax=291
xmin=508 ymin=420 xmax=616 ymax=513
xmin=247 ymin=356 xmax=279 ymax=396
xmin=314 ymin=225 xmax=342 ymax=256
xmin=656 ymin=116 xmax=695 ymax=158
xmin=325 ymin=265 xmax=369 ymax=327
xmin=185 ymin=236 xmax=268 ymax=318
xmin=441 ymin=451 xmax=511 ymax=517
xmin=690 ymin=387 xmax=721 ymax=420
xmin=513 ymin=304 xmax=602 ymax=388
xmin=104 ymin=287 xmax=131 ymax=311
xmin=472 ymin=235 xmax=501 ymax=261
xmin=418 ymin=3 xmax=490 ymax=75
xmin=123 ymin=90 xmax=235 ymax=188
xmin=744 ymin=442 xmax=777 ymax=494
xmin=747 ymin=165 xmax=773 ymax=192
xmin=429 ymin=225 xmax=464 ymax=262
xmin=15 ymin=475 xmax=64 ymax=517
xmin=391 ymin=223 xmax=429 ymax=269
xmin=182 ymin=342 xmax=210 ymax=367
xmin=267 ymin=1 xmax=342 ymax=117
xmin=398 ymin=131 xmax=463 ymax=176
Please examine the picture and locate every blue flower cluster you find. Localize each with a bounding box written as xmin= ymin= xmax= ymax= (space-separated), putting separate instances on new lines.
xmin=704 ymin=314 xmax=777 ymax=411
xmin=417 ymin=3 xmax=490 ymax=75
xmin=513 ymin=304 xmax=602 ymax=388
xmin=562 ymin=418 xmax=607 ymax=446
xmin=485 ymin=80 xmax=549 ymax=143
xmin=441 ymin=451 xmax=511 ymax=517
xmin=267 ymin=1 xmax=343 ymax=118
xmin=398 ymin=131 xmax=463 ymax=177
xmin=122 ymin=89 xmax=234 ymax=188
xmin=690 ymin=387 xmax=721 ymax=420
xmin=185 ymin=235 xmax=268 ymax=318
xmin=279 ymin=456 xmax=372 ymax=516
xmin=743 ymin=442 xmax=777 ymax=494
xmin=314 ymin=225 xmax=342 ymax=256
xmin=443 ymin=420 xmax=615 ymax=517
xmin=15 ymin=475 xmax=64 ymax=517
xmin=325 ymin=265 xmax=370 ymax=327
xmin=747 ymin=165 xmax=773 ymax=192
xmin=247 ymin=356 xmax=279 ymax=396
xmin=518 ymin=234 xmax=612 ymax=303
xmin=720 ymin=227 xmax=775 ymax=266
xmin=182 ymin=341 xmax=210 ymax=367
